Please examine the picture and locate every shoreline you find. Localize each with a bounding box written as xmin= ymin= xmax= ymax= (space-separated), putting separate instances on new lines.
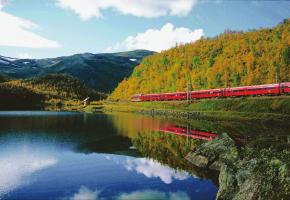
xmin=2 ymin=96 xmax=289 ymax=123
xmin=39 ymin=95 xmax=290 ymax=122
xmin=101 ymin=104 xmax=290 ymax=122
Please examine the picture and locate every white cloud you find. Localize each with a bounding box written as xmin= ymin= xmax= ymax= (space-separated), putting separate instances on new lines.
xmin=0 ymin=148 xmax=57 ymax=197
xmin=125 ymin=158 xmax=189 ymax=184
xmin=117 ymin=190 xmax=190 ymax=200
xmin=17 ymin=53 xmax=33 ymax=59
xmin=57 ymin=0 xmax=198 ymax=20
xmin=67 ymin=186 xmax=102 ymax=200
xmin=0 ymin=10 xmax=60 ymax=48
xmin=107 ymin=23 xmax=204 ymax=52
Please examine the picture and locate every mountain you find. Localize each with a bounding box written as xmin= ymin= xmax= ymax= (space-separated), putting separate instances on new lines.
xmin=110 ymin=19 xmax=290 ymax=101
xmin=0 ymin=50 xmax=154 ymax=93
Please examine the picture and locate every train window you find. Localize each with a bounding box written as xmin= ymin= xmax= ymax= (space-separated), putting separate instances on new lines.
xmin=234 ymin=87 xmax=275 ymax=91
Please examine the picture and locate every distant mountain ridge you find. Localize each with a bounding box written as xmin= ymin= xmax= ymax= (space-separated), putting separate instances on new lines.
xmin=0 ymin=50 xmax=154 ymax=93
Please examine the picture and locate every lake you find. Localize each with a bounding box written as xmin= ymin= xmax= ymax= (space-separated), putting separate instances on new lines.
xmin=0 ymin=111 xmax=289 ymax=200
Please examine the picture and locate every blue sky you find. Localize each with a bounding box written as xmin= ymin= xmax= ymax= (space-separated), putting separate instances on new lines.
xmin=0 ymin=0 xmax=289 ymax=59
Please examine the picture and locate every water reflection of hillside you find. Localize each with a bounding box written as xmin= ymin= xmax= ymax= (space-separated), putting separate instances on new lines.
xmin=105 ymin=112 xmax=168 ymax=138
xmin=107 ymin=112 xmax=290 ymax=186
xmin=106 ymin=112 xmax=290 ymax=139
xmin=1 ymin=111 xmax=289 ymax=187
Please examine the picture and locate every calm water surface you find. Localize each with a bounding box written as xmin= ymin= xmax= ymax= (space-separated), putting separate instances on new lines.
xmin=0 ymin=111 xmax=288 ymax=200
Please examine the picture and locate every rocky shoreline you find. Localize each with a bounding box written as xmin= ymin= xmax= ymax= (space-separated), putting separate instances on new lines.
xmin=186 ymin=133 xmax=290 ymax=200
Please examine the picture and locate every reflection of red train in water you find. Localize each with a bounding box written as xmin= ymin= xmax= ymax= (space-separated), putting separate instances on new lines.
xmin=159 ymin=125 xmax=218 ymax=141
xmin=131 ymin=82 xmax=290 ymax=102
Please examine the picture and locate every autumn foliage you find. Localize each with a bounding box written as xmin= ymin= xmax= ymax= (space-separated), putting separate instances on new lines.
xmin=110 ymin=19 xmax=290 ymax=101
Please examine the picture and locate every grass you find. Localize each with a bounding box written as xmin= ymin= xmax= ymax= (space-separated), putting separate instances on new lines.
xmin=44 ymin=99 xmax=104 ymax=112
xmin=46 ymin=96 xmax=290 ymax=121
xmin=101 ymin=96 xmax=290 ymax=121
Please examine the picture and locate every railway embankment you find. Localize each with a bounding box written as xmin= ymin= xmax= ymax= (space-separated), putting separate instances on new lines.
xmin=186 ymin=133 xmax=290 ymax=200
xmin=102 ymin=96 xmax=290 ymax=121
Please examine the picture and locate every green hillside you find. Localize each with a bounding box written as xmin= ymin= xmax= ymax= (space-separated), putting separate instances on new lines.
xmin=22 ymin=74 xmax=104 ymax=100
xmin=0 ymin=50 xmax=154 ymax=93
xmin=0 ymin=82 xmax=45 ymax=109
xmin=0 ymin=74 xmax=104 ymax=109
xmin=0 ymin=74 xmax=11 ymax=83
xmin=110 ymin=19 xmax=290 ymax=101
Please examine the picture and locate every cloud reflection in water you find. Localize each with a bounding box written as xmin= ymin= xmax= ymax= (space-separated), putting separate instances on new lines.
xmin=125 ymin=157 xmax=190 ymax=184
xmin=117 ymin=189 xmax=190 ymax=200
xmin=65 ymin=186 xmax=190 ymax=200
xmin=66 ymin=186 xmax=102 ymax=200
xmin=0 ymin=146 xmax=57 ymax=197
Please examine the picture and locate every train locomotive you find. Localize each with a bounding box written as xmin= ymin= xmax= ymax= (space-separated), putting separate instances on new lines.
xmin=131 ymin=82 xmax=290 ymax=102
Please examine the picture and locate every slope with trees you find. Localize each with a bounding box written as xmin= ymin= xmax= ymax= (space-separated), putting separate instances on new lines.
xmin=0 ymin=74 xmax=104 ymax=109
xmin=110 ymin=19 xmax=290 ymax=101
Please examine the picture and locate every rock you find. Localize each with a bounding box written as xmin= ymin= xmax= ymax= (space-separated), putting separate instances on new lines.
xmin=185 ymin=152 xmax=209 ymax=168
xmin=233 ymin=175 xmax=262 ymax=200
xmin=186 ymin=133 xmax=239 ymax=168
xmin=209 ymin=161 xmax=223 ymax=171
xmin=185 ymin=133 xmax=290 ymax=200
xmin=217 ymin=164 xmax=238 ymax=200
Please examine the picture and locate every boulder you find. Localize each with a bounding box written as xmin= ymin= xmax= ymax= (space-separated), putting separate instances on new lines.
xmin=185 ymin=133 xmax=290 ymax=200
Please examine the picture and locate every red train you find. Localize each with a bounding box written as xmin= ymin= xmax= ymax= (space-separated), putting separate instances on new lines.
xmin=131 ymin=82 xmax=290 ymax=102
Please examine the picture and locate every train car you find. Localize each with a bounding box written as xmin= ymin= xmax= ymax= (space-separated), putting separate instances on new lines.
xmin=160 ymin=92 xmax=187 ymax=101
xmin=141 ymin=93 xmax=161 ymax=101
xmin=281 ymin=82 xmax=290 ymax=94
xmin=190 ymin=88 xmax=222 ymax=99
xmin=130 ymin=82 xmax=290 ymax=102
xmin=130 ymin=94 xmax=142 ymax=102
xmin=141 ymin=92 xmax=188 ymax=101
xmin=224 ymin=83 xmax=280 ymax=97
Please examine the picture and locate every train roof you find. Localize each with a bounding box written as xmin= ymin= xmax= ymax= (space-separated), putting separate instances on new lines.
xmin=190 ymin=88 xmax=222 ymax=93
xmin=282 ymin=82 xmax=290 ymax=86
xmin=229 ymin=83 xmax=279 ymax=90
xmin=141 ymin=91 xmax=187 ymax=96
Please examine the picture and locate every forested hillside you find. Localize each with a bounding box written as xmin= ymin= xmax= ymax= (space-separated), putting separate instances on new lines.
xmin=0 ymin=82 xmax=45 ymax=109
xmin=0 ymin=74 xmax=10 ymax=83
xmin=0 ymin=74 xmax=103 ymax=109
xmin=21 ymin=74 xmax=104 ymax=100
xmin=0 ymin=50 xmax=154 ymax=93
xmin=110 ymin=19 xmax=290 ymax=101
